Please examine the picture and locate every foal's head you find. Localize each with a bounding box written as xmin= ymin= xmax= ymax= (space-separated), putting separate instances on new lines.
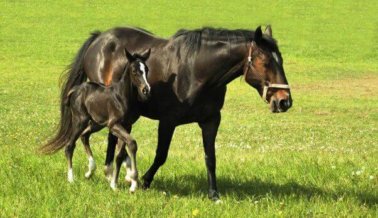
xmin=124 ymin=48 xmax=151 ymax=102
xmin=244 ymin=26 xmax=292 ymax=113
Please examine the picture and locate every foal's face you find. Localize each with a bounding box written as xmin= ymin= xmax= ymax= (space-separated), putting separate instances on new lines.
xmin=244 ymin=26 xmax=292 ymax=113
xmin=130 ymin=60 xmax=151 ymax=101
xmin=125 ymin=48 xmax=152 ymax=102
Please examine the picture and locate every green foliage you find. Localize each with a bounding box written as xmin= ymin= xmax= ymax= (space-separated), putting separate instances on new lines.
xmin=0 ymin=0 xmax=377 ymax=217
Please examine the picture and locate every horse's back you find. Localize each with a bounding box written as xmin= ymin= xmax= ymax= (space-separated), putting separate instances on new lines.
xmin=83 ymin=27 xmax=163 ymax=86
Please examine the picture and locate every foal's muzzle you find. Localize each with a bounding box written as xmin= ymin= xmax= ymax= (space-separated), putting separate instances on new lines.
xmin=139 ymin=86 xmax=151 ymax=101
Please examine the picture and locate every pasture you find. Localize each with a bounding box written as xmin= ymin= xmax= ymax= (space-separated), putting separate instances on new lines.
xmin=0 ymin=0 xmax=377 ymax=217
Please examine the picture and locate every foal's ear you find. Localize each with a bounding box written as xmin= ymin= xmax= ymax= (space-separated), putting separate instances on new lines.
xmin=125 ymin=48 xmax=135 ymax=62
xmin=264 ymin=25 xmax=272 ymax=37
xmin=140 ymin=48 xmax=151 ymax=61
xmin=254 ymin=26 xmax=263 ymax=43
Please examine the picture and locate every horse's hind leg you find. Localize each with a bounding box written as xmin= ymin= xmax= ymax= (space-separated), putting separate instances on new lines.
xmin=111 ymin=124 xmax=138 ymax=193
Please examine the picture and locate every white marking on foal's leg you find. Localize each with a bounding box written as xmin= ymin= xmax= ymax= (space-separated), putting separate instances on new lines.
xmin=85 ymin=156 xmax=96 ymax=178
xmin=110 ymin=179 xmax=117 ymax=190
xmin=67 ymin=168 xmax=74 ymax=183
xmin=125 ymin=167 xmax=132 ymax=183
xmin=129 ymin=179 xmax=138 ymax=193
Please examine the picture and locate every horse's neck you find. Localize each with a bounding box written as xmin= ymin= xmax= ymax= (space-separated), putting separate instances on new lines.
xmin=172 ymin=41 xmax=247 ymax=103
xmin=205 ymin=42 xmax=247 ymax=87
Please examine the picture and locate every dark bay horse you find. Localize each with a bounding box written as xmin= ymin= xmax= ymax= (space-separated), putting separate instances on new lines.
xmin=59 ymin=25 xmax=292 ymax=201
xmin=41 ymin=49 xmax=152 ymax=192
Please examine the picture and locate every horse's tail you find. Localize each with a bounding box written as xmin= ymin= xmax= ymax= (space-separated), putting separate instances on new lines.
xmin=39 ymin=95 xmax=74 ymax=154
xmin=40 ymin=31 xmax=100 ymax=155
xmin=60 ymin=31 xmax=100 ymax=114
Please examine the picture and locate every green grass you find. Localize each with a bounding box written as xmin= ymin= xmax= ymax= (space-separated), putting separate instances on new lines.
xmin=0 ymin=0 xmax=377 ymax=217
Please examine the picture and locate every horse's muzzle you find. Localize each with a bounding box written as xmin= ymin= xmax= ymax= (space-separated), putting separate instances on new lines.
xmin=270 ymin=97 xmax=292 ymax=113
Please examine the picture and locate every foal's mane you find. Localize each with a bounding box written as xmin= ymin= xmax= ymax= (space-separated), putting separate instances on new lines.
xmin=172 ymin=27 xmax=279 ymax=55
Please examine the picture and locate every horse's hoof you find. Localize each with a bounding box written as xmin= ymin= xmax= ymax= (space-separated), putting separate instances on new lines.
xmin=104 ymin=166 xmax=113 ymax=180
xmin=208 ymin=190 xmax=220 ymax=202
xmin=141 ymin=180 xmax=150 ymax=190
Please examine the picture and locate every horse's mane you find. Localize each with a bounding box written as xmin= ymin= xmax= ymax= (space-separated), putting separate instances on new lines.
xmin=172 ymin=27 xmax=278 ymax=54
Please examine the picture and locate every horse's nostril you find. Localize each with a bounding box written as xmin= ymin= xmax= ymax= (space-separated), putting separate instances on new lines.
xmin=279 ymin=99 xmax=290 ymax=109
xmin=142 ymin=87 xmax=150 ymax=95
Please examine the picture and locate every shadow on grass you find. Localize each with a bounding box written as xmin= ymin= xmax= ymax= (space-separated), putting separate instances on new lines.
xmin=152 ymin=174 xmax=377 ymax=207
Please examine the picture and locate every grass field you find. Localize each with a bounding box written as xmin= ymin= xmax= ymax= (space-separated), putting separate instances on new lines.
xmin=0 ymin=0 xmax=377 ymax=217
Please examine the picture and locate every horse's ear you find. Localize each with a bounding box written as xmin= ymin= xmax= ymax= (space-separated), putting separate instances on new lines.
xmin=254 ymin=26 xmax=263 ymax=43
xmin=264 ymin=25 xmax=272 ymax=37
xmin=140 ymin=48 xmax=151 ymax=61
xmin=125 ymin=48 xmax=134 ymax=62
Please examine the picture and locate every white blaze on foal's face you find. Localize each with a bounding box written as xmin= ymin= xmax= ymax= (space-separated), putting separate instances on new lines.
xmin=139 ymin=62 xmax=150 ymax=90
xmin=272 ymin=52 xmax=279 ymax=63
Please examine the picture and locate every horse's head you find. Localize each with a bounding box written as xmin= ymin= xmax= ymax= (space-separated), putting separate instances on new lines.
xmin=244 ymin=26 xmax=292 ymax=113
xmin=125 ymin=48 xmax=151 ymax=102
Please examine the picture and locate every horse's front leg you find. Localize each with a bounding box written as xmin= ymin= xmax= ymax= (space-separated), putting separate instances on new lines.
xmin=198 ymin=112 xmax=221 ymax=202
xmin=142 ymin=121 xmax=175 ymax=189
xmin=104 ymin=132 xmax=117 ymax=181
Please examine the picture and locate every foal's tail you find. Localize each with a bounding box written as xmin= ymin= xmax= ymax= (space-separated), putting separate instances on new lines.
xmin=39 ymin=101 xmax=74 ymax=154
xmin=40 ymin=31 xmax=100 ymax=154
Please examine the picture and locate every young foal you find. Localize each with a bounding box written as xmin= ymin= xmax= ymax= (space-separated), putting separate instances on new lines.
xmin=40 ymin=49 xmax=151 ymax=192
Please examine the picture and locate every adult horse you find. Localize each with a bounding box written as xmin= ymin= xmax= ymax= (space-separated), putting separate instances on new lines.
xmin=60 ymin=25 xmax=292 ymax=201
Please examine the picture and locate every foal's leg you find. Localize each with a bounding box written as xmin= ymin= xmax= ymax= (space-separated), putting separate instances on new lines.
xmin=142 ymin=121 xmax=175 ymax=189
xmin=81 ymin=133 xmax=96 ymax=178
xmin=81 ymin=123 xmax=102 ymax=178
xmin=123 ymin=125 xmax=133 ymax=183
xmin=111 ymin=124 xmax=138 ymax=193
xmin=198 ymin=112 xmax=221 ymax=202
xmin=65 ymin=118 xmax=87 ymax=183
xmin=110 ymin=141 xmax=127 ymax=190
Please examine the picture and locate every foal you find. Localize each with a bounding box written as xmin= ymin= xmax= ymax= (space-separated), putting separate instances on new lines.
xmin=41 ymin=49 xmax=151 ymax=192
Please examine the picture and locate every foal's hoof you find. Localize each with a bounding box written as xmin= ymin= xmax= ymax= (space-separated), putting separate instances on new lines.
xmin=67 ymin=170 xmax=74 ymax=183
xmin=110 ymin=181 xmax=117 ymax=191
xmin=85 ymin=171 xmax=93 ymax=179
xmin=125 ymin=175 xmax=132 ymax=183
xmin=129 ymin=180 xmax=138 ymax=193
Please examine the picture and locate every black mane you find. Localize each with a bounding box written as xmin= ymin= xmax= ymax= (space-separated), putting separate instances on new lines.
xmin=172 ymin=27 xmax=278 ymax=54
